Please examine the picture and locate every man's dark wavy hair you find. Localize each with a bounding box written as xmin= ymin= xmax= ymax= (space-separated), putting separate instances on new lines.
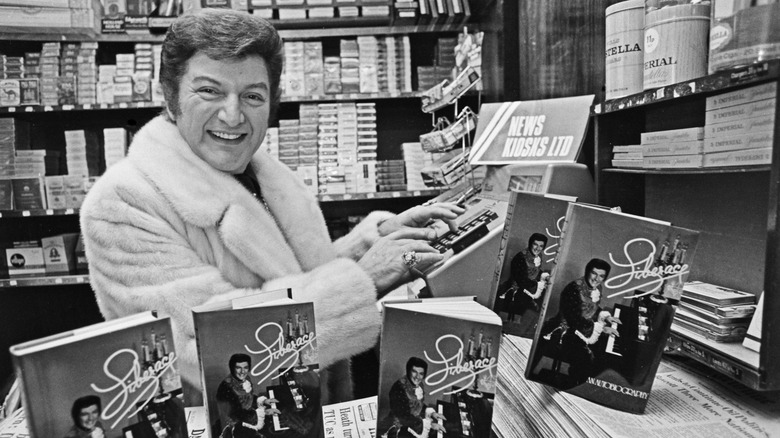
xmin=160 ymin=8 xmax=284 ymax=121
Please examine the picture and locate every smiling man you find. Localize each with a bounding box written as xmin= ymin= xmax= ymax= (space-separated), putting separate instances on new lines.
xmin=80 ymin=8 xmax=464 ymax=410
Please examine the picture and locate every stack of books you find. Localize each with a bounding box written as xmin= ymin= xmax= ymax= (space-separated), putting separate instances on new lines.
xmin=673 ymin=280 xmax=757 ymax=343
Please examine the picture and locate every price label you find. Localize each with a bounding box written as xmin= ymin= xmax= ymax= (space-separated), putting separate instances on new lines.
xmin=63 ymin=105 xmax=74 ymax=111
xmin=83 ymin=104 xmax=92 ymax=110
xmin=119 ymin=102 xmax=128 ymax=108
xmin=367 ymin=193 xmax=375 ymax=199
xmin=9 ymin=280 xmax=17 ymax=286
xmin=413 ymin=191 xmax=421 ymax=196
xmin=25 ymin=106 xmax=34 ymax=112
xmin=343 ymin=194 xmax=353 ymax=200
xmin=8 ymin=107 xmax=15 ymax=113
xmin=55 ymin=277 xmax=63 ymax=284
xmin=22 ymin=210 xmax=30 ymax=217
xmin=44 ymin=106 xmax=53 ymax=112
xmin=392 ymin=192 xmax=401 ymax=198
xmin=46 ymin=209 xmax=54 ymax=215
xmin=65 ymin=208 xmax=75 ymax=215
xmin=77 ymin=276 xmax=85 ymax=283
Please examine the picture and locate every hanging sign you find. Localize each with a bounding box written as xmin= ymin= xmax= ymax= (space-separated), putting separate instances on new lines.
xmin=468 ymin=95 xmax=595 ymax=165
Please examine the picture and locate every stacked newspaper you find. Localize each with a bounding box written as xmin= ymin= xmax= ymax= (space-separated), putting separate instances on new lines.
xmin=493 ymin=335 xmax=780 ymax=438
xmin=492 ymin=335 xmax=610 ymax=438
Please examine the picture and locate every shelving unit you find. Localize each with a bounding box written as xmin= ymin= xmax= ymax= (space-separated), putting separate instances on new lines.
xmin=0 ymin=1 xmax=510 ymax=392
xmin=592 ymin=61 xmax=780 ymax=391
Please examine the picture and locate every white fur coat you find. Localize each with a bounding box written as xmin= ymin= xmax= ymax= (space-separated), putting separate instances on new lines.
xmin=80 ymin=116 xmax=393 ymax=406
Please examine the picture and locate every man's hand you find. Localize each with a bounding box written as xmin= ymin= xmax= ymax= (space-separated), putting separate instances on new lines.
xmin=378 ymin=203 xmax=465 ymax=236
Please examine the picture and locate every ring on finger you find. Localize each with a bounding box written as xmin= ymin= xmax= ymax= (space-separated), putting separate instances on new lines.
xmin=402 ymin=250 xmax=420 ymax=268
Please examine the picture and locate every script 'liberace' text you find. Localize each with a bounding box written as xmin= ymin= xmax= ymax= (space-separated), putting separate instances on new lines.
xmin=605 ymin=237 xmax=690 ymax=299
xmin=543 ymin=215 xmax=566 ymax=264
xmin=91 ymin=349 xmax=177 ymax=429
xmin=244 ymin=322 xmax=316 ymax=384
xmin=425 ymin=334 xmax=497 ymax=396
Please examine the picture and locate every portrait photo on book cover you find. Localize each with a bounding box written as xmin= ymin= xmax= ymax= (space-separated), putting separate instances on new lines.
xmin=196 ymin=303 xmax=321 ymax=438
xmin=18 ymin=319 xmax=187 ymax=438
xmin=377 ymin=312 xmax=501 ymax=438
xmin=493 ymin=231 xmax=554 ymax=333
xmin=525 ymin=207 xmax=698 ymax=413
xmin=489 ymin=191 xmax=571 ymax=338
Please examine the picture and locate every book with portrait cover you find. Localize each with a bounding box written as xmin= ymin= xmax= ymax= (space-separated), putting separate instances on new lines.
xmin=10 ymin=311 xmax=188 ymax=438
xmin=192 ymin=289 xmax=321 ymax=438
xmin=488 ymin=191 xmax=575 ymax=338
xmin=525 ymin=203 xmax=700 ymax=413
xmin=377 ymin=297 xmax=502 ymax=438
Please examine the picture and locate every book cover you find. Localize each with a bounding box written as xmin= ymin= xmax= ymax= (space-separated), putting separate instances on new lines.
xmin=488 ymin=191 xmax=573 ymax=337
xmin=192 ymin=290 xmax=321 ymax=438
xmin=526 ymin=203 xmax=700 ymax=413
xmin=10 ymin=311 xmax=188 ymax=438
xmin=377 ymin=298 xmax=502 ymax=438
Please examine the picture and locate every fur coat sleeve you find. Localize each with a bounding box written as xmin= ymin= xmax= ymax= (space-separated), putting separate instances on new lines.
xmin=80 ymin=116 xmax=383 ymax=405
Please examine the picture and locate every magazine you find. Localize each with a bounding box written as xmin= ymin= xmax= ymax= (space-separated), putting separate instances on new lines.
xmin=10 ymin=311 xmax=188 ymax=438
xmin=525 ymin=203 xmax=700 ymax=413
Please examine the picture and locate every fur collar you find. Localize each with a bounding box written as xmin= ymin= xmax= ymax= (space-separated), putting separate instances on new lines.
xmin=127 ymin=116 xmax=336 ymax=279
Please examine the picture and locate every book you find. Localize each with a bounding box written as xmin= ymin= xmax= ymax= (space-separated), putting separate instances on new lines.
xmin=192 ymin=289 xmax=321 ymax=438
xmin=526 ymin=203 xmax=700 ymax=413
xmin=682 ymin=281 xmax=756 ymax=306
xmin=488 ymin=191 xmax=574 ymax=337
xmin=376 ymin=297 xmax=502 ymax=438
xmin=321 ymin=395 xmax=377 ymax=438
xmin=10 ymin=311 xmax=188 ymax=438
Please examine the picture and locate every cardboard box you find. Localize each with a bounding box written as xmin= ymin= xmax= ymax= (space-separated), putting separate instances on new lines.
xmin=704 ymin=98 xmax=776 ymax=126
xmin=640 ymin=127 xmax=704 ymax=145
xmin=705 ymin=113 xmax=774 ymax=138
xmin=643 ymin=140 xmax=704 ymax=157
xmin=703 ymin=147 xmax=772 ymax=167
xmin=643 ymin=154 xmax=704 ymax=169
xmin=703 ymin=131 xmax=773 ymax=154
xmin=705 ymin=82 xmax=777 ymax=111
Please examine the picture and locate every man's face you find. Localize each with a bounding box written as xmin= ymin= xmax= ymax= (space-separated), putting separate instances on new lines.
xmin=173 ymin=52 xmax=271 ymax=174
xmin=233 ymin=361 xmax=250 ymax=382
xmin=530 ymin=239 xmax=545 ymax=257
xmin=409 ymin=365 xmax=425 ymax=387
xmin=586 ymin=267 xmax=607 ymax=290
xmin=78 ymin=404 xmax=100 ymax=430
